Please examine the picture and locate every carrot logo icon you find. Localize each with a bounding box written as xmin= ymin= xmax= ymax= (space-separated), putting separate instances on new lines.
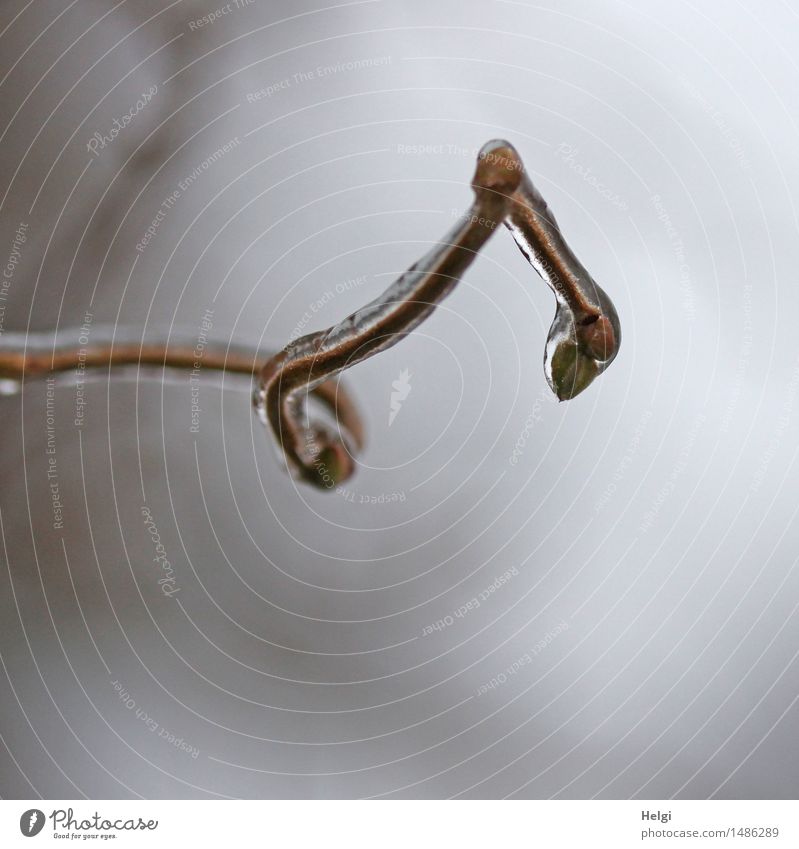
xmin=19 ymin=809 xmax=45 ymax=837
xmin=388 ymin=369 xmax=412 ymax=426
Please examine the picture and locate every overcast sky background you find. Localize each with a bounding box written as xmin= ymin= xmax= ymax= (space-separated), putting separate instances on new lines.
xmin=0 ymin=0 xmax=797 ymax=799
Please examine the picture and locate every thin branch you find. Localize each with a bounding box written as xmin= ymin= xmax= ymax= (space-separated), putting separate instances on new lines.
xmin=502 ymin=149 xmax=620 ymax=399
xmin=0 ymin=139 xmax=620 ymax=492
xmin=0 ymin=327 xmax=364 ymax=461
xmin=257 ymin=139 xmax=621 ymax=489
xmin=256 ymin=141 xmax=524 ymax=488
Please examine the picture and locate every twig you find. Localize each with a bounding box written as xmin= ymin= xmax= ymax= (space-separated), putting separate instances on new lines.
xmin=503 ymin=149 xmax=620 ymax=399
xmin=0 ymin=327 xmax=364 ymax=461
xmin=257 ymin=139 xmax=620 ymax=489
xmin=0 ymin=140 xmax=620 ymax=492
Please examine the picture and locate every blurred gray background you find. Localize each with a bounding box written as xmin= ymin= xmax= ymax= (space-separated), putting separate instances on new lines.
xmin=0 ymin=0 xmax=797 ymax=799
